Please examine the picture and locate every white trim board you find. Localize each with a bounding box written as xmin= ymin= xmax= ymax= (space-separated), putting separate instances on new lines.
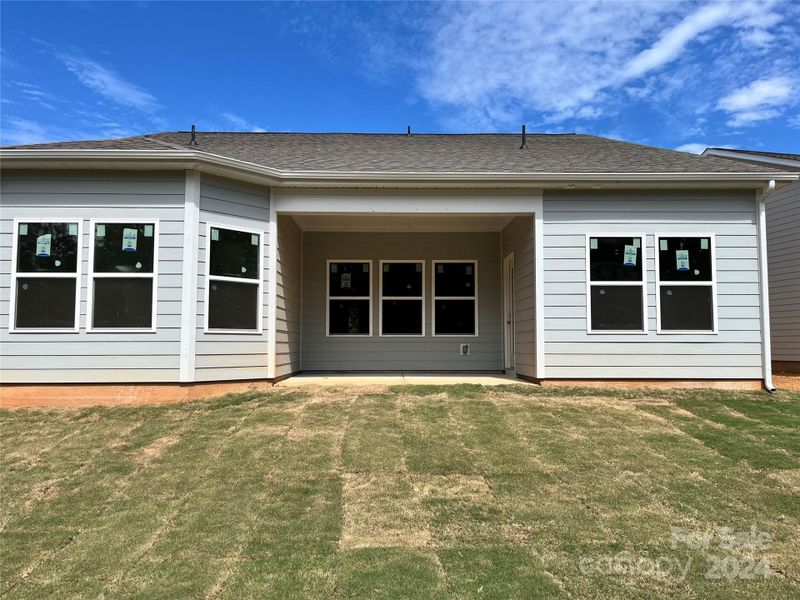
xmin=179 ymin=170 xmax=201 ymax=382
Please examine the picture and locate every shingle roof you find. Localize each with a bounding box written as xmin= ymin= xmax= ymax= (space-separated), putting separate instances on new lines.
xmin=3 ymin=131 xmax=784 ymax=174
xmin=706 ymin=147 xmax=800 ymax=162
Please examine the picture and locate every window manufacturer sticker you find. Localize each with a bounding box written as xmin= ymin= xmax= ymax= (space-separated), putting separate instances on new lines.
xmin=466 ymin=265 xmax=473 ymax=275
xmin=362 ymin=264 xmax=369 ymax=272
xmin=68 ymin=223 xmax=78 ymax=236
xmin=623 ymin=244 xmax=637 ymax=267
xmin=122 ymin=228 xmax=138 ymax=252
xmin=590 ymin=238 xmax=598 ymax=250
xmin=341 ymin=273 xmax=352 ymax=289
xmin=633 ymin=238 xmax=641 ymax=248
xmin=19 ymin=224 xmax=28 ymax=236
xmin=36 ymin=234 xmax=52 ymax=257
xmin=144 ymin=224 xmax=154 ymax=237
xmin=660 ymin=239 xmax=668 ymax=251
xmin=211 ymin=228 xmax=219 ymax=242
xmin=416 ymin=263 xmax=421 ymax=272
xmin=251 ymin=234 xmax=259 ymax=246
xmin=676 ymin=249 xmax=690 ymax=271
xmin=437 ymin=264 xmax=444 ymax=273
xmin=96 ymin=224 xmax=106 ymax=238
xmin=384 ymin=264 xmax=390 ymax=272
xmin=700 ymin=238 xmax=709 ymax=250
xmin=331 ymin=264 xmax=337 ymax=273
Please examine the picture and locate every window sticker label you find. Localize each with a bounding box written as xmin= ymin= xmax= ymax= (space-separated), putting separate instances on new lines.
xmin=416 ymin=263 xmax=421 ymax=272
xmin=362 ymin=264 xmax=369 ymax=272
xmin=466 ymin=265 xmax=473 ymax=275
xmin=590 ymin=238 xmax=598 ymax=250
xmin=144 ymin=224 xmax=154 ymax=237
xmin=122 ymin=228 xmax=138 ymax=252
xmin=96 ymin=224 xmax=106 ymax=237
xmin=633 ymin=238 xmax=641 ymax=248
xmin=623 ymin=244 xmax=637 ymax=267
xmin=19 ymin=224 xmax=28 ymax=236
xmin=660 ymin=239 xmax=668 ymax=251
xmin=331 ymin=264 xmax=338 ymax=273
xmin=251 ymin=234 xmax=259 ymax=246
xmin=384 ymin=264 xmax=390 ymax=272
xmin=341 ymin=273 xmax=352 ymax=289
xmin=700 ymin=238 xmax=709 ymax=250
xmin=36 ymin=234 xmax=52 ymax=257
xmin=68 ymin=223 xmax=78 ymax=236
xmin=211 ymin=228 xmax=219 ymax=242
xmin=676 ymin=249 xmax=690 ymax=271
xmin=437 ymin=264 xmax=444 ymax=274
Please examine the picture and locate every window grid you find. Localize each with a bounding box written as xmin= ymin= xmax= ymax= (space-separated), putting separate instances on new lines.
xmin=87 ymin=219 xmax=159 ymax=332
xmin=585 ymin=234 xmax=648 ymax=334
xmin=432 ymin=260 xmax=479 ymax=337
xmin=204 ymin=223 xmax=264 ymax=334
xmin=654 ymin=233 xmax=718 ymax=334
xmin=379 ymin=260 xmax=425 ymax=337
xmin=9 ymin=218 xmax=83 ymax=333
xmin=326 ymin=259 xmax=372 ymax=337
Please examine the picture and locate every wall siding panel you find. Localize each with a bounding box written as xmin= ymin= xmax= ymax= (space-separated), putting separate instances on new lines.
xmin=301 ymin=232 xmax=502 ymax=371
xmin=275 ymin=215 xmax=302 ymax=377
xmin=501 ymin=216 xmax=536 ymax=377
xmin=542 ymin=190 xmax=764 ymax=379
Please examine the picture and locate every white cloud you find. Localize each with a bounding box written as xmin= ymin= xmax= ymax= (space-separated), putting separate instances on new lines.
xmin=58 ymin=53 xmax=160 ymax=112
xmin=717 ymin=76 xmax=795 ymax=126
xmin=221 ymin=112 xmax=267 ymax=132
xmin=674 ymin=142 xmax=734 ymax=154
xmin=414 ymin=0 xmax=791 ymax=130
xmin=0 ymin=117 xmax=51 ymax=145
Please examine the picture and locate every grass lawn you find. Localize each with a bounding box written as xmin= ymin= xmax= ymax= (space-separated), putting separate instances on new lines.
xmin=1 ymin=384 xmax=799 ymax=599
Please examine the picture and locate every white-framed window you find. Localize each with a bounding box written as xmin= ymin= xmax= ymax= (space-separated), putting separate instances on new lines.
xmin=10 ymin=219 xmax=82 ymax=333
xmin=655 ymin=234 xmax=718 ymax=334
xmin=380 ymin=260 xmax=424 ymax=337
xmin=432 ymin=260 xmax=478 ymax=337
xmin=87 ymin=220 xmax=158 ymax=331
xmin=585 ymin=234 xmax=648 ymax=334
xmin=327 ymin=260 xmax=372 ymax=336
xmin=204 ymin=223 xmax=264 ymax=333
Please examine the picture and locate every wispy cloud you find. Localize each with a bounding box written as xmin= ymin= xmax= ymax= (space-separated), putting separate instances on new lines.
xmin=674 ymin=142 xmax=733 ymax=154
xmin=1 ymin=117 xmax=52 ymax=145
xmin=717 ymin=76 xmax=795 ymax=126
xmin=221 ymin=112 xmax=266 ymax=132
xmin=57 ymin=53 xmax=160 ymax=112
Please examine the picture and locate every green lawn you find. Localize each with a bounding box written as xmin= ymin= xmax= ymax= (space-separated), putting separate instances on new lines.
xmin=1 ymin=384 xmax=799 ymax=599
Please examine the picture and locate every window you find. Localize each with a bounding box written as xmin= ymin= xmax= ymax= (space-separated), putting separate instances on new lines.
xmin=89 ymin=221 xmax=157 ymax=330
xmin=586 ymin=235 xmax=647 ymax=332
xmin=656 ymin=235 xmax=716 ymax=333
xmin=11 ymin=220 xmax=81 ymax=331
xmin=433 ymin=261 xmax=478 ymax=336
xmin=327 ymin=260 xmax=372 ymax=336
xmin=206 ymin=225 xmax=263 ymax=332
xmin=380 ymin=261 xmax=424 ymax=336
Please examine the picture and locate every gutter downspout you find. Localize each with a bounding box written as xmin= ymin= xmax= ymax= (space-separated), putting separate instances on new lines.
xmin=757 ymin=179 xmax=776 ymax=392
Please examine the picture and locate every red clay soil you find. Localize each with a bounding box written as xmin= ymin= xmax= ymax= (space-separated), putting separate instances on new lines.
xmin=774 ymin=373 xmax=800 ymax=392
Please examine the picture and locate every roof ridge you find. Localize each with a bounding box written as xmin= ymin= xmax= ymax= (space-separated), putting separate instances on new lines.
xmin=160 ymin=131 xmax=578 ymax=136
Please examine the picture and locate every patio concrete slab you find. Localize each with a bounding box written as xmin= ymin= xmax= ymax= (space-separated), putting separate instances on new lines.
xmin=275 ymin=372 xmax=534 ymax=387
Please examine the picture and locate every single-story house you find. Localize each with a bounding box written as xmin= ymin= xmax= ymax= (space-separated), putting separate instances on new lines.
xmin=702 ymin=147 xmax=800 ymax=373
xmin=1 ymin=131 xmax=797 ymax=396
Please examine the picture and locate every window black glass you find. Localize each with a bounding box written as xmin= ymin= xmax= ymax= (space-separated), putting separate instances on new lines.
xmin=93 ymin=223 xmax=155 ymax=273
xmin=434 ymin=300 xmax=475 ymax=335
xmin=382 ymin=263 xmax=423 ymax=297
xmin=16 ymin=222 xmax=79 ymax=273
xmin=208 ymin=280 xmax=259 ymax=330
xmin=658 ymin=237 xmax=712 ymax=282
xmin=589 ymin=237 xmax=643 ymax=282
xmin=660 ymin=286 xmax=714 ymax=331
xmin=590 ymin=286 xmax=644 ymax=331
xmin=209 ymin=228 xmax=260 ymax=280
xmin=15 ymin=278 xmax=76 ymax=328
xmin=434 ymin=263 xmax=476 ymax=297
xmin=382 ymin=300 xmax=423 ymax=335
xmin=92 ymin=279 xmax=153 ymax=328
xmin=329 ymin=299 xmax=370 ymax=335
xmin=329 ymin=262 xmax=370 ymax=297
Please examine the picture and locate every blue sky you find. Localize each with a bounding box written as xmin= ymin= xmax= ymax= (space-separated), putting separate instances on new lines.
xmin=1 ymin=1 xmax=798 ymax=153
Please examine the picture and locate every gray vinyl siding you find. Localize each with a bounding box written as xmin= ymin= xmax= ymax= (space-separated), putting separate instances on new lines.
xmin=543 ymin=190 xmax=764 ymax=379
xmin=766 ymin=181 xmax=800 ymax=363
xmin=0 ymin=170 xmax=185 ymax=383
xmin=301 ymin=232 xmax=502 ymax=371
xmin=501 ymin=216 xmax=536 ymax=377
xmin=275 ymin=215 xmax=302 ymax=377
xmin=194 ymin=175 xmax=270 ymax=381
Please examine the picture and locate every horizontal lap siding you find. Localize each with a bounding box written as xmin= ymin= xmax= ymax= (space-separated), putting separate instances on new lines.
xmin=501 ymin=216 xmax=536 ymax=377
xmin=766 ymin=182 xmax=800 ymax=362
xmin=275 ymin=215 xmax=302 ymax=377
xmin=543 ymin=190 xmax=763 ymax=379
xmin=194 ymin=175 xmax=270 ymax=381
xmin=0 ymin=171 xmax=184 ymax=383
xmin=301 ymin=232 xmax=501 ymax=371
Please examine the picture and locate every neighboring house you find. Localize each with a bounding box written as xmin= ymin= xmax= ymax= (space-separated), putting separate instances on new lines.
xmin=0 ymin=131 xmax=797 ymax=394
xmin=703 ymin=148 xmax=800 ymax=374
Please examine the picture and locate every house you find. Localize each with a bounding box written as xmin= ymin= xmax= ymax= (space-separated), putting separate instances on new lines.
xmin=702 ymin=148 xmax=800 ymax=374
xmin=1 ymin=131 xmax=797 ymax=400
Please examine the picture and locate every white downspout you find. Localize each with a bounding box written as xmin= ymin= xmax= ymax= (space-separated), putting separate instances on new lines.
xmin=757 ymin=179 xmax=776 ymax=392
